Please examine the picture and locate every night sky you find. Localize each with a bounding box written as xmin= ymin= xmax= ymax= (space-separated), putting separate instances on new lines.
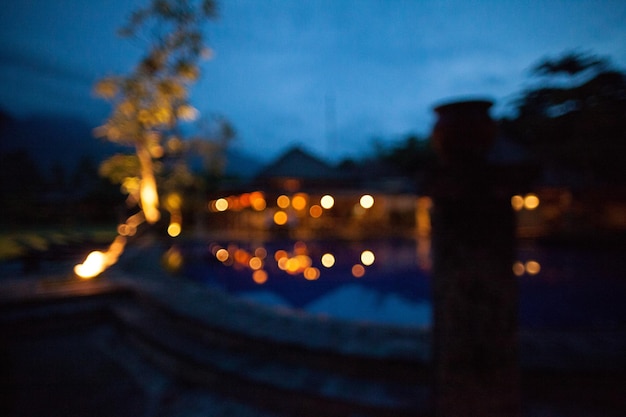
xmin=1 ymin=0 xmax=625 ymax=162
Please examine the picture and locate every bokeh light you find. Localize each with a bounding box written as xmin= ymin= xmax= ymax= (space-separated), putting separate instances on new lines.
xmin=252 ymin=270 xmax=268 ymax=284
xmin=277 ymin=195 xmax=290 ymax=209
xmin=163 ymin=246 xmax=183 ymax=271
xmin=167 ymin=222 xmax=182 ymax=237
xmin=239 ymin=193 xmax=251 ymax=208
xmin=215 ymin=198 xmax=229 ymax=212
xmin=74 ymin=251 xmax=106 ymax=279
xmin=274 ymin=250 xmax=288 ymax=261
xmin=309 ymin=204 xmax=323 ymax=218
xmin=320 ymin=195 xmax=334 ymax=209
xmin=352 ymin=264 xmax=365 ymax=278
xmin=216 ymin=248 xmax=229 ymax=262
xmin=274 ymin=210 xmax=288 ymax=225
xmin=512 ymin=261 xmax=525 ymax=276
xmin=165 ymin=193 xmax=182 ymax=211
xmin=524 ymin=194 xmax=540 ymax=210
xmin=525 ymin=260 xmax=541 ymax=275
xmin=303 ymin=267 xmax=320 ymax=281
xmin=360 ymin=250 xmax=375 ymax=266
xmin=250 ymin=191 xmax=266 ymax=211
xmin=321 ymin=253 xmax=335 ymax=268
xmin=511 ymin=195 xmax=524 ymax=211
xmin=359 ymin=194 xmax=374 ymax=209
xmin=249 ymin=256 xmax=263 ymax=270
xmin=292 ymin=193 xmax=307 ymax=210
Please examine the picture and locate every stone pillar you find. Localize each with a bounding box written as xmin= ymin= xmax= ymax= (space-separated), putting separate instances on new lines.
xmin=430 ymin=100 xmax=520 ymax=417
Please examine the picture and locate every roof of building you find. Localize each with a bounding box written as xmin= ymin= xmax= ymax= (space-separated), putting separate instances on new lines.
xmin=256 ymin=146 xmax=343 ymax=180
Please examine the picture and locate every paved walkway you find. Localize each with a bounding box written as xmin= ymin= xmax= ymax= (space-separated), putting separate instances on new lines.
xmin=2 ymin=239 xmax=626 ymax=416
xmin=1 ymin=241 xmax=431 ymax=416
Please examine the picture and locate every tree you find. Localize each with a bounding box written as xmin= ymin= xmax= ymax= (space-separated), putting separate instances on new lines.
xmin=94 ymin=0 xmax=218 ymax=223
xmin=376 ymin=134 xmax=436 ymax=177
xmin=502 ymin=51 xmax=626 ymax=184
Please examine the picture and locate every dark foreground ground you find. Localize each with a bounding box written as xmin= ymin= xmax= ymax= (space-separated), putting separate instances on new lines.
xmin=2 ymin=251 xmax=626 ymax=417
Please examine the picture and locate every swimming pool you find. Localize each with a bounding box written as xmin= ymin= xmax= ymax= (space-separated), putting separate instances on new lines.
xmin=181 ymin=237 xmax=626 ymax=330
xmin=181 ymin=237 xmax=431 ymax=327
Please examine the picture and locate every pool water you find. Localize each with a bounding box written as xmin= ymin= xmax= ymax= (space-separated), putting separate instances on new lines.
xmin=516 ymin=242 xmax=626 ymax=330
xmin=181 ymin=238 xmax=626 ymax=330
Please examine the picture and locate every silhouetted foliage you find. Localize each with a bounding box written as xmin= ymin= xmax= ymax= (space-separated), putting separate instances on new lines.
xmin=502 ymin=51 xmax=626 ymax=184
xmin=0 ymin=150 xmax=44 ymax=223
xmin=94 ymin=0 xmax=219 ymax=223
xmin=377 ymin=135 xmax=436 ymax=177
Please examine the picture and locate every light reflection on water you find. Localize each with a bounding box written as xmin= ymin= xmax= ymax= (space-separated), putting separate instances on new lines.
xmin=179 ymin=238 xmax=626 ymax=330
xmin=182 ymin=237 xmax=433 ymax=327
xmin=516 ymin=242 xmax=626 ymax=330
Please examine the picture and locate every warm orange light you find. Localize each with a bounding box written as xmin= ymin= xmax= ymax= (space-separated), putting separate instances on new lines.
xmin=177 ymin=104 xmax=199 ymax=121
xmin=293 ymin=241 xmax=307 ymax=255
xmin=309 ymin=205 xmax=323 ymax=218
xmin=74 ymin=251 xmax=106 ymax=279
xmin=167 ymin=222 xmax=182 ymax=237
xmin=525 ymin=260 xmax=541 ymax=275
xmin=163 ymin=247 xmax=183 ymax=271
xmin=360 ymin=194 xmax=374 ymax=209
xmin=252 ymin=270 xmax=268 ymax=284
xmin=274 ymin=211 xmax=288 ymax=225
xmin=215 ymin=198 xmax=229 ymax=212
xmin=320 ymin=195 xmax=334 ymax=209
xmin=352 ymin=264 xmax=365 ymax=278
xmin=277 ymin=257 xmax=289 ymax=270
xmin=512 ymin=261 xmax=525 ymax=277
xmin=274 ymin=250 xmax=288 ymax=261
xmin=277 ymin=195 xmax=290 ymax=209
xmin=166 ymin=136 xmax=183 ymax=153
xmin=285 ymin=258 xmax=301 ymax=274
xmin=360 ymin=250 xmax=375 ymax=266
xmin=292 ymin=193 xmax=307 ymax=211
xmin=140 ymin=175 xmax=160 ymax=223
xmin=321 ymin=253 xmax=335 ymax=268
xmin=234 ymin=249 xmax=250 ymax=265
xmin=149 ymin=144 xmax=164 ymax=158
xmin=165 ymin=193 xmax=182 ymax=210
xmin=295 ymin=254 xmax=312 ymax=269
xmin=511 ymin=195 xmax=524 ymax=211
xmin=239 ymin=193 xmax=251 ymax=207
xmin=117 ymin=223 xmax=137 ymax=237
xmin=250 ymin=191 xmax=266 ymax=211
xmin=303 ymin=267 xmax=320 ymax=281
xmin=126 ymin=211 xmax=145 ymax=227
xmin=74 ymin=236 xmax=127 ymax=279
xmin=524 ymin=194 xmax=540 ymax=210
xmin=121 ymin=177 xmax=140 ymax=196
xmin=229 ymin=196 xmax=243 ymax=211
xmin=249 ymin=256 xmax=263 ymax=270
xmin=416 ymin=196 xmax=432 ymax=237
xmin=216 ymin=248 xmax=229 ymax=262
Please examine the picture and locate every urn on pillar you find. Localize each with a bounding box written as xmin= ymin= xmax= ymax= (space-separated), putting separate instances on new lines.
xmin=432 ymin=99 xmax=496 ymax=165
xmin=429 ymin=98 xmax=520 ymax=417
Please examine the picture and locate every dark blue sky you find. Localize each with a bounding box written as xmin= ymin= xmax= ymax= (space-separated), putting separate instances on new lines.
xmin=1 ymin=0 xmax=625 ymax=162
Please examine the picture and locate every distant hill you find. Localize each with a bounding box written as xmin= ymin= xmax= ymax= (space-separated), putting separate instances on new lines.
xmin=0 ymin=110 xmax=125 ymax=178
xmin=0 ymin=109 xmax=264 ymax=180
